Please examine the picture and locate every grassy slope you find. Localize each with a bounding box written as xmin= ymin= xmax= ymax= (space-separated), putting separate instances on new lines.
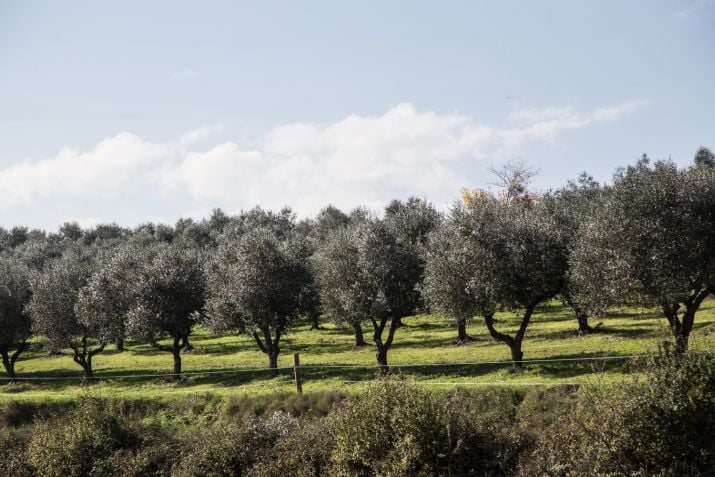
xmin=2 ymin=299 xmax=714 ymax=401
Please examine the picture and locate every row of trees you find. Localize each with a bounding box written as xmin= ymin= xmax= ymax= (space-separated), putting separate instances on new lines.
xmin=0 ymin=148 xmax=713 ymax=380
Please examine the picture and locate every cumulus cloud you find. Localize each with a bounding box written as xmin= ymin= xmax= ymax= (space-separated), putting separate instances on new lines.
xmin=179 ymin=125 xmax=224 ymax=147
xmin=0 ymin=133 xmax=169 ymax=205
xmin=0 ymin=101 xmax=645 ymax=223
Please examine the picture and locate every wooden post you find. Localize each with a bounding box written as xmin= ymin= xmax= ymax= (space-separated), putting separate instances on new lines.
xmin=293 ymin=352 xmax=303 ymax=394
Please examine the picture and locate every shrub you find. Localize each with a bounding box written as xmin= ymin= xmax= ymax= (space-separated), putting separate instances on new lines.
xmin=174 ymin=411 xmax=297 ymax=477
xmin=248 ymin=420 xmax=334 ymax=477
xmin=526 ymin=351 xmax=715 ymax=476
xmin=0 ymin=428 xmax=34 ymax=476
xmin=330 ymin=380 xmax=522 ymax=476
xmin=104 ymin=437 xmax=178 ymax=477
xmin=439 ymin=388 xmax=522 ymax=476
xmin=26 ymin=397 xmax=141 ymax=477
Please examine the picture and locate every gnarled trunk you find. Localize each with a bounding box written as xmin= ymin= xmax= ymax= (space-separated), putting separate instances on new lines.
xmin=661 ymin=288 xmax=711 ymax=354
xmin=115 ymin=338 xmax=125 ymax=352
xmin=268 ymin=352 xmax=279 ymax=378
xmin=181 ymin=336 xmax=194 ymax=352
xmin=456 ymin=317 xmax=469 ymax=343
xmin=483 ymin=302 xmax=538 ymax=370
xmin=510 ymin=344 xmax=524 ymax=369
xmin=371 ymin=315 xmax=400 ymax=375
xmin=72 ymin=337 xmax=105 ymax=381
xmin=576 ymin=310 xmax=592 ymax=334
xmin=172 ymin=337 xmax=182 ymax=381
xmin=353 ymin=322 xmax=367 ymax=347
xmin=376 ymin=347 xmax=389 ymax=375
xmin=0 ymin=343 xmax=27 ymax=381
xmin=0 ymin=350 xmax=16 ymax=380
xmin=251 ymin=325 xmax=284 ymax=379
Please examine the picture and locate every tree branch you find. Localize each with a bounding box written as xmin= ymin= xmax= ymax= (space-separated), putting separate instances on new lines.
xmin=483 ymin=313 xmax=514 ymax=346
xmin=252 ymin=330 xmax=268 ymax=354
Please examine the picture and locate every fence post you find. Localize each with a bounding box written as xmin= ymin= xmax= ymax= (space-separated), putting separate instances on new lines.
xmin=293 ymin=352 xmax=303 ymax=394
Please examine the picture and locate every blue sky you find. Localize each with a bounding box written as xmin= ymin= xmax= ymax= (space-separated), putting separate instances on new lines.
xmin=1 ymin=0 xmax=713 ymax=229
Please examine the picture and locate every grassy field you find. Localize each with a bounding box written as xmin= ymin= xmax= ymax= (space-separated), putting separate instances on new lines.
xmin=2 ymin=298 xmax=714 ymax=401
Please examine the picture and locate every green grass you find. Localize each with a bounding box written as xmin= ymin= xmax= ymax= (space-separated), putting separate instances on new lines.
xmin=2 ymin=299 xmax=714 ymax=401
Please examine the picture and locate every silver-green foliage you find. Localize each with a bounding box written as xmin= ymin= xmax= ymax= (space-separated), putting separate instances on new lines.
xmin=569 ymin=156 xmax=715 ymax=351
xmin=0 ymin=257 xmax=33 ymax=378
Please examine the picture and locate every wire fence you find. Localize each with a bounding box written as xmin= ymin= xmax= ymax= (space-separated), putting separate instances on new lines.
xmin=0 ymin=353 xmax=656 ymax=399
xmin=0 ymin=353 xmax=652 ymax=382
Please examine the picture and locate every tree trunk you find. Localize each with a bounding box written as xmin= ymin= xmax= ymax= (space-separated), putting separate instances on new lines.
xmin=674 ymin=332 xmax=689 ymax=354
xmin=576 ymin=310 xmax=593 ymax=334
xmin=252 ymin=326 xmax=283 ymax=379
xmin=456 ymin=318 xmax=469 ymax=343
xmin=181 ymin=336 xmax=194 ymax=352
xmin=376 ymin=347 xmax=389 ymax=375
xmin=268 ymin=352 xmax=279 ymax=378
xmin=662 ymin=288 xmax=711 ymax=354
xmin=371 ymin=315 xmax=399 ymax=375
xmin=172 ymin=337 xmax=182 ymax=381
xmin=0 ymin=350 xmax=16 ymax=380
xmin=115 ymin=338 xmax=125 ymax=352
xmin=0 ymin=344 xmax=25 ymax=381
xmin=483 ymin=302 xmax=537 ymax=370
xmin=85 ymin=354 xmax=94 ymax=379
xmin=510 ymin=343 xmax=524 ymax=369
xmin=73 ymin=354 xmax=93 ymax=380
xmin=353 ymin=322 xmax=367 ymax=347
xmin=663 ymin=303 xmax=689 ymax=354
xmin=82 ymin=362 xmax=94 ymax=379
xmin=310 ymin=314 xmax=320 ymax=330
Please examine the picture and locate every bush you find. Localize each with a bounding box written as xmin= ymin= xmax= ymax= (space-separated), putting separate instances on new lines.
xmin=526 ymin=351 xmax=715 ymax=476
xmin=0 ymin=400 xmax=70 ymax=429
xmin=0 ymin=428 xmax=34 ymax=476
xmin=330 ymin=379 xmax=521 ymax=476
xmin=439 ymin=388 xmax=522 ymax=475
xmin=104 ymin=437 xmax=178 ymax=477
xmin=174 ymin=411 xmax=297 ymax=477
xmin=26 ymin=397 xmax=142 ymax=477
xmin=248 ymin=420 xmax=334 ymax=477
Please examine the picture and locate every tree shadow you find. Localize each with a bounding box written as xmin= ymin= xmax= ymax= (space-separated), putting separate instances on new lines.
xmin=534 ymin=324 xmax=657 ymax=341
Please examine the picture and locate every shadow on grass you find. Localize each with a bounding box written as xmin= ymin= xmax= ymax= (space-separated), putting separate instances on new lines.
xmin=0 ymin=348 xmax=648 ymax=396
xmin=533 ymin=324 xmax=658 ymax=341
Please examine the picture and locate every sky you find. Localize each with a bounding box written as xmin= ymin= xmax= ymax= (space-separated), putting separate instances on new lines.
xmin=0 ymin=0 xmax=713 ymax=230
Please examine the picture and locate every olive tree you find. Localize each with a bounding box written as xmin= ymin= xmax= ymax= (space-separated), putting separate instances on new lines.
xmin=75 ymin=243 xmax=148 ymax=354
xmin=570 ymin=155 xmax=715 ymax=352
xmin=207 ymin=226 xmax=312 ymax=377
xmin=383 ymin=197 xmax=440 ymax=322
xmin=28 ymin=248 xmax=109 ymax=379
xmin=316 ymin=214 xmax=429 ymax=373
xmin=313 ymin=227 xmax=370 ymax=347
xmin=694 ymin=146 xmax=715 ymax=168
xmin=127 ymin=245 xmax=206 ymax=380
xmin=545 ymin=173 xmax=607 ymax=333
xmin=423 ymin=218 xmax=480 ymax=343
xmin=360 ymin=217 xmax=426 ymax=373
xmin=460 ymin=195 xmax=567 ymax=368
xmin=0 ymin=257 xmax=33 ymax=379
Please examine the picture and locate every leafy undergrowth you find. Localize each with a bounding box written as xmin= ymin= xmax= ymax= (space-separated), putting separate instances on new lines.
xmin=1 ymin=299 xmax=714 ymax=401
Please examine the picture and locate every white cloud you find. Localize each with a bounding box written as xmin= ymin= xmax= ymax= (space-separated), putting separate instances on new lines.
xmin=0 ymin=101 xmax=645 ymax=222
xmin=179 ymin=125 xmax=224 ymax=147
xmin=170 ymin=69 xmax=197 ymax=80
xmin=0 ymin=133 xmax=169 ymax=205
